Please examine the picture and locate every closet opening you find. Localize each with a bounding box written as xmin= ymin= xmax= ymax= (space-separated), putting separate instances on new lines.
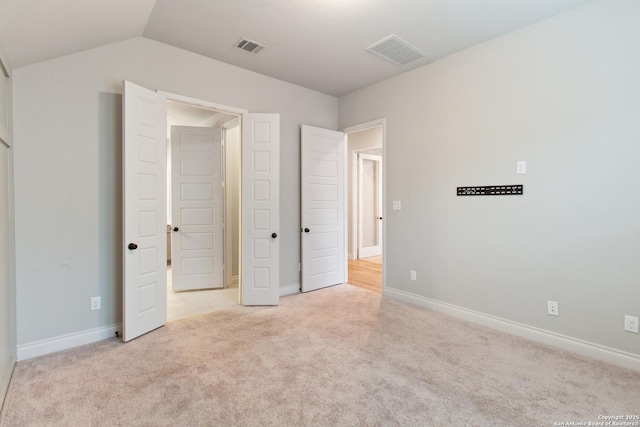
xmin=165 ymin=100 xmax=241 ymax=321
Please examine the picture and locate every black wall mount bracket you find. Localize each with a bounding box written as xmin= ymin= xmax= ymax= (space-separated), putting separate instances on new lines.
xmin=457 ymin=185 xmax=523 ymax=196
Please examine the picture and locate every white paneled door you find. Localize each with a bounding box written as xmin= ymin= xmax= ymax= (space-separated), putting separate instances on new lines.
xmin=358 ymin=153 xmax=383 ymax=258
xmin=301 ymin=125 xmax=346 ymax=293
xmin=241 ymin=114 xmax=280 ymax=305
xmin=122 ymin=81 xmax=167 ymax=342
xmin=170 ymin=126 xmax=223 ymax=291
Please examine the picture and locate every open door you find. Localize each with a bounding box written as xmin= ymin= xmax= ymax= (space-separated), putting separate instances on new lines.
xmin=357 ymin=153 xmax=383 ymax=258
xmin=170 ymin=125 xmax=223 ymax=291
xmin=241 ymin=113 xmax=280 ymax=305
xmin=301 ymin=125 xmax=346 ymax=293
xmin=122 ymin=81 xmax=167 ymax=342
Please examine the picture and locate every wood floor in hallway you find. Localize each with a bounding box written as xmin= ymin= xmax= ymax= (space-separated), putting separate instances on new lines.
xmin=348 ymin=257 xmax=382 ymax=293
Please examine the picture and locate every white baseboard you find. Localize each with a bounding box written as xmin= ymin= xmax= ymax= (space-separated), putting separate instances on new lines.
xmin=385 ymin=288 xmax=640 ymax=372
xmin=280 ymin=283 xmax=300 ymax=297
xmin=17 ymin=324 xmax=121 ymax=361
xmin=230 ymin=275 xmax=239 ymax=286
xmin=17 ymin=285 xmax=299 ymax=360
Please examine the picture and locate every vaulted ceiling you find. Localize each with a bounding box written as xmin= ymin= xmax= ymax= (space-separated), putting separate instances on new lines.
xmin=0 ymin=0 xmax=593 ymax=96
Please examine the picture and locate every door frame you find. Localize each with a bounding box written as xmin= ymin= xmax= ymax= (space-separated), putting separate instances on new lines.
xmin=342 ymin=118 xmax=386 ymax=294
xmin=222 ymin=117 xmax=241 ymax=288
xmin=160 ymin=91 xmax=247 ymax=304
xmin=0 ymin=49 xmax=16 ymax=404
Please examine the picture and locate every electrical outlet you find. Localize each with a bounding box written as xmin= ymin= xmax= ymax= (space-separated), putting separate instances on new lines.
xmin=624 ymin=315 xmax=639 ymax=333
xmin=410 ymin=270 xmax=416 ymax=281
xmin=392 ymin=201 xmax=402 ymax=211
xmin=90 ymin=296 xmax=101 ymax=311
xmin=547 ymin=300 xmax=558 ymax=316
xmin=516 ymin=161 xmax=527 ymax=174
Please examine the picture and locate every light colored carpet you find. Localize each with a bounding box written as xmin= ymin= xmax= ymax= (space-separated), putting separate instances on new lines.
xmin=1 ymin=284 xmax=639 ymax=426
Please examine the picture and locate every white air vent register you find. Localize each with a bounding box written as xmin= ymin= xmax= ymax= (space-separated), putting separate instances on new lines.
xmin=366 ymin=35 xmax=425 ymax=66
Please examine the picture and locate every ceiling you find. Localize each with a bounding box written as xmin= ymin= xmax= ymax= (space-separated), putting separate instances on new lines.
xmin=0 ymin=0 xmax=593 ymax=96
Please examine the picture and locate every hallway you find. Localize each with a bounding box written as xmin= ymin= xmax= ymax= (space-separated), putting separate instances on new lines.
xmin=347 ymin=256 xmax=382 ymax=293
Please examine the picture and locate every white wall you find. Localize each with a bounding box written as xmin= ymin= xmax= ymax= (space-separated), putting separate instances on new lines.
xmin=0 ymin=39 xmax=16 ymax=404
xmin=340 ymin=0 xmax=640 ymax=360
xmin=13 ymin=37 xmax=338 ymax=350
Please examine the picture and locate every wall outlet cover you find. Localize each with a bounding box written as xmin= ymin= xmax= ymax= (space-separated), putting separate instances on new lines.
xmin=624 ymin=315 xmax=639 ymax=333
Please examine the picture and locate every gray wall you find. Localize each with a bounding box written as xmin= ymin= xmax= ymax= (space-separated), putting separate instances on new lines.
xmin=340 ymin=0 xmax=640 ymax=356
xmin=13 ymin=37 xmax=338 ymax=346
xmin=0 ymin=40 xmax=16 ymax=404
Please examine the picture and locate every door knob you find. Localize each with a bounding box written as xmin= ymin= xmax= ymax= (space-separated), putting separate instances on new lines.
xmin=271 ymin=232 xmax=278 ymax=238
xmin=173 ymin=227 xmax=179 ymax=232
xmin=304 ymin=228 xmax=310 ymax=233
xmin=128 ymin=243 xmax=138 ymax=250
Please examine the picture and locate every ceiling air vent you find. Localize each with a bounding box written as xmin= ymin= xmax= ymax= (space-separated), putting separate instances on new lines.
xmin=366 ymin=35 xmax=425 ymax=66
xmin=234 ymin=37 xmax=267 ymax=54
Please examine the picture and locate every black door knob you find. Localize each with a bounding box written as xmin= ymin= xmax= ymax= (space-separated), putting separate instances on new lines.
xmin=271 ymin=232 xmax=277 ymax=238
xmin=128 ymin=243 xmax=138 ymax=250
xmin=304 ymin=228 xmax=310 ymax=233
xmin=173 ymin=227 xmax=179 ymax=232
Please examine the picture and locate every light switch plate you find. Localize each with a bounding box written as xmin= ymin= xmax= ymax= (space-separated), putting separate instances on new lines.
xmin=392 ymin=201 xmax=401 ymax=210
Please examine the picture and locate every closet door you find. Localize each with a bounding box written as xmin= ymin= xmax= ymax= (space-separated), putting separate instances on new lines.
xmin=357 ymin=153 xmax=383 ymax=258
xmin=170 ymin=125 xmax=223 ymax=291
xmin=241 ymin=114 xmax=280 ymax=305
xmin=300 ymin=125 xmax=346 ymax=293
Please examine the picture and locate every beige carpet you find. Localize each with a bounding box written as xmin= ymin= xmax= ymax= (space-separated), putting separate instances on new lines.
xmin=2 ymin=285 xmax=639 ymax=426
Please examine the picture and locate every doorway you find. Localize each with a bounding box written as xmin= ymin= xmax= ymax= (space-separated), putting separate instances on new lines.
xmin=123 ymin=82 xmax=281 ymax=341
xmin=165 ymin=101 xmax=240 ymax=321
xmin=345 ymin=123 xmax=384 ymax=294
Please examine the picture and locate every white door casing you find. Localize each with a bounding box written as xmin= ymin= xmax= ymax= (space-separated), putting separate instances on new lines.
xmin=241 ymin=114 xmax=280 ymax=305
xmin=222 ymin=119 xmax=241 ymax=287
xmin=0 ymin=139 xmax=14 ymax=401
xmin=358 ymin=153 xmax=383 ymax=258
xmin=170 ymin=126 xmax=223 ymax=291
xmin=301 ymin=125 xmax=346 ymax=293
xmin=123 ymin=81 xmax=167 ymax=342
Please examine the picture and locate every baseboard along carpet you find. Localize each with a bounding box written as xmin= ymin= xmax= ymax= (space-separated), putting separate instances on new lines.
xmin=1 ymin=284 xmax=639 ymax=426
